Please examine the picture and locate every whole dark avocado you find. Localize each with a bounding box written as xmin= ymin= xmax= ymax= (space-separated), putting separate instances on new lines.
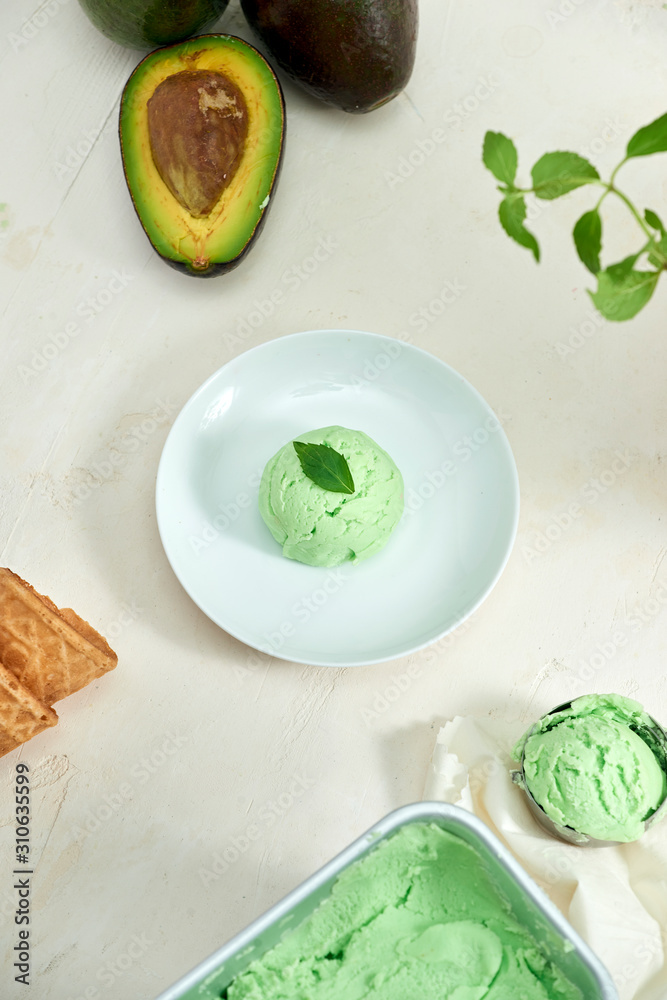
xmin=78 ymin=0 xmax=229 ymax=49
xmin=119 ymin=34 xmax=285 ymax=277
xmin=240 ymin=0 xmax=418 ymax=113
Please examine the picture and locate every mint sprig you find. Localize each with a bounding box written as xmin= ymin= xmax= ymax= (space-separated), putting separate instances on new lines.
xmin=293 ymin=441 xmax=355 ymax=494
xmin=483 ymin=113 xmax=667 ymax=321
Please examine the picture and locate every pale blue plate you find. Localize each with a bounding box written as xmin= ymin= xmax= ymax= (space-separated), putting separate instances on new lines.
xmin=156 ymin=329 xmax=520 ymax=666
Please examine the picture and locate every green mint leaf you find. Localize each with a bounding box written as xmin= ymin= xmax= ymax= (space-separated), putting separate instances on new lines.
xmin=644 ymin=208 xmax=666 ymax=235
xmin=626 ymin=113 xmax=667 ymax=158
xmin=498 ymin=196 xmax=540 ymax=262
xmin=589 ymin=267 xmax=660 ymax=321
xmin=293 ymin=441 xmax=355 ymax=494
xmin=573 ymin=209 xmax=602 ymax=274
xmin=482 ymin=131 xmax=518 ymax=186
xmin=531 ymin=151 xmax=599 ymax=200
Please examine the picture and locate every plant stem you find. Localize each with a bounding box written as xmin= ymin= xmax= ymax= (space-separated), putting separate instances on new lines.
xmin=605 ymin=157 xmax=655 ymax=243
xmin=594 ymin=186 xmax=610 ymax=213
xmin=608 ymin=157 xmax=628 ymax=188
xmin=608 ymin=184 xmax=655 ymax=243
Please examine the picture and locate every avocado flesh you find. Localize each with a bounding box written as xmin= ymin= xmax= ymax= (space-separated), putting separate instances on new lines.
xmin=119 ymin=35 xmax=285 ymax=277
xmin=240 ymin=0 xmax=418 ymax=113
xmin=78 ymin=0 xmax=229 ymax=49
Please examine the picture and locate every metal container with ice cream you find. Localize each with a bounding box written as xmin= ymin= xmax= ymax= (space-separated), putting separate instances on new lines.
xmin=512 ymin=693 xmax=667 ymax=847
xmin=154 ymin=802 xmax=618 ymax=1000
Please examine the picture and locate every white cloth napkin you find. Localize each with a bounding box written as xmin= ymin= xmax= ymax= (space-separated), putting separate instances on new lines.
xmin=423 ymin=716 xmax=667 ymax=1000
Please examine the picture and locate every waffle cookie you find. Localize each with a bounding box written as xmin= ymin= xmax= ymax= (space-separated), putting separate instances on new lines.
xmin=0 ymin=568 xmax=117 ymax=756
xmin=0 ymin=661 xmax=58 ymax=756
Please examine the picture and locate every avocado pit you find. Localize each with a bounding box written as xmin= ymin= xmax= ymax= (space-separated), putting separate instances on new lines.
xmin=147 ymin=69 xmax=249 ymax=218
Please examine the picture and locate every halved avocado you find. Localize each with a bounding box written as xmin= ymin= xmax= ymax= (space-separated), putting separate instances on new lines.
xmin=119 ymin=34 xmax=285 ymax=277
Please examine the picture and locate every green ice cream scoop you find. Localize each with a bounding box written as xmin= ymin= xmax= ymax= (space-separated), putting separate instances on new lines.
xmin=514 ymin=694 xmax=667 ymax=843
xmin=258 ymin=426 xmax=404 ymax=567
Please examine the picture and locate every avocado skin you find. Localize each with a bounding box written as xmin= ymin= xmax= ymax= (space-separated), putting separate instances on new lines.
xmin=78 ymin=0 xmax=229 ymax=49
xmin=240 ymin=0 xmax=417 ymax=113
xmin=119 ymin=35 xmax=285 ymax=277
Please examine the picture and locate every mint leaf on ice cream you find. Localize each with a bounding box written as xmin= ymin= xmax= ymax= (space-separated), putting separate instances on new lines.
xmin=293 ymin=440 xmax=355 ymax=494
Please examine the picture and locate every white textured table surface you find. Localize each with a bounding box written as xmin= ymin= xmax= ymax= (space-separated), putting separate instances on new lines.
xmin=2 ymin=1 xmax=667 ymax=998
